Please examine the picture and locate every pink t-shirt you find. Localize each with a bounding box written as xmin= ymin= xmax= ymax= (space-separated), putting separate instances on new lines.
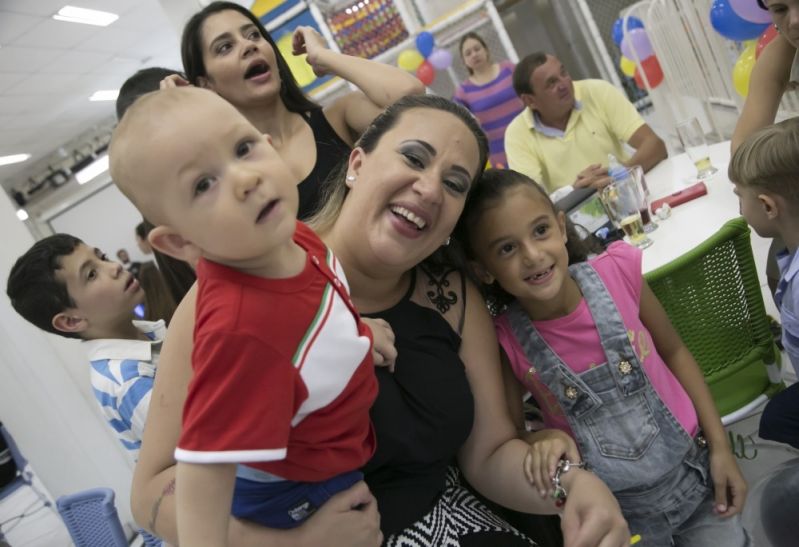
xmin=495 ymin=241 xmax=698 ymax=438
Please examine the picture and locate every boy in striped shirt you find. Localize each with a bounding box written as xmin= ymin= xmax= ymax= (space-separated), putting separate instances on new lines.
xmin=110 ymin=87 xmax=380 ymax=546
xmin=7 ymin=234 xmax=160 ymax=458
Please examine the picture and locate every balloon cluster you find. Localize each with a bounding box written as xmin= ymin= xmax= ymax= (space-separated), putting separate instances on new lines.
xmin=397 ymin=31 xmax=452 ymax=86
xmin=611 ymin=16 xmax=664 ymax=89
xmin=708 ymin=0 xmax=774 ymax=96
xmin=710 ymin=0 xmax=771 ymax=41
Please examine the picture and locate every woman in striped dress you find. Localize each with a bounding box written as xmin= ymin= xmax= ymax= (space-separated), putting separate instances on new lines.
xmin=453 ymin=32 xmax=524 ymax=169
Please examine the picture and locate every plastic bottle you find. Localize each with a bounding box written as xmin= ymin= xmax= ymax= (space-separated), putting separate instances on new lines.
xmin=607 ymin=154 xmax=628 ymax=183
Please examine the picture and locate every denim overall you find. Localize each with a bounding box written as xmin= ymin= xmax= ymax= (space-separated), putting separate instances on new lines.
xmin=506 ymin=262 xmax=745 ymax=546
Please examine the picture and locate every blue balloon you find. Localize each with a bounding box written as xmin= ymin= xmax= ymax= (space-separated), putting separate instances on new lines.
xmin=415 ymin=31 xmax=435 ymax=58
xmin=710 ymin=0 xmax=769 ymax=41
xmin=611 ymin=16 xmax=644 ymax=46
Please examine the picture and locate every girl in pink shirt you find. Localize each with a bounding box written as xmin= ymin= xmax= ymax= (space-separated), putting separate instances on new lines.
xmin=456 ymin=169 xmax=748 ymax=546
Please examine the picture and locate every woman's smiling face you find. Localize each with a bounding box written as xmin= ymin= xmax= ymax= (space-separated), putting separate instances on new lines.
xmin=342 ymin=107 xmax=481 ymax=270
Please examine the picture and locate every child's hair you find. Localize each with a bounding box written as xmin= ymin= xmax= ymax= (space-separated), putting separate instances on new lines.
xmin=728 ymin=117 xmax=799 ymax=209
xmin=7 ymin=234 xmax=84 ymax=339
xmin=455 ymin=169 xmax=598 ymax=314
xmin=116 ymin=67 xmax=185 ymax=120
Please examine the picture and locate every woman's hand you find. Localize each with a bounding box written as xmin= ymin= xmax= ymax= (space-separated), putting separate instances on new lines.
xmin=292 ymin=26 xmax=331 ymax=77
xmin=226 ymin=481 xmax=383 ymax=547
xmin=362 ymin=317 xmax=397 ymax=372
xmin=523 ymin=429 xmax=581 ymax=498
xmin=297 ymin=481 xmax=383 ymax=547
xmin=709 ymin=447 xmax=748 ymax=517
xmin=160 ymin=73 xmax=191 ymax=89
xmin=559 ymin=469 xmax=630 ymax=547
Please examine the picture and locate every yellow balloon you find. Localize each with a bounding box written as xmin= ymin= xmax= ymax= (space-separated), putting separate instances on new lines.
xmin=619 ymin=56 xmax=636 ymax=77
xmin=732 ymin=41 xmax=757 ymax=97
xmin=398 ymin=49 xmax=424 ymax=72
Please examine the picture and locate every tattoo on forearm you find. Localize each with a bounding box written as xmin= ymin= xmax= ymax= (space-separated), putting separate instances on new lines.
xmin=149 ymin=478 xmax=176 ymax=536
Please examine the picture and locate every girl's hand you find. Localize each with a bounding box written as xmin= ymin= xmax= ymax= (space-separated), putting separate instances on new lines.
xmin=709 ymin=447 xmax=747 ymax=517
xmin=159 ymin=74 xmax=191 ymax=89
xmin=560 ymin=469 xmax=630 ymax=547
xmin=362 ymin=317 xmax=397 ymax=373
xmin=292 ymin=26 xmax=330 ymax=77
xmin=523 ymin=429 xmax=581 ymax=498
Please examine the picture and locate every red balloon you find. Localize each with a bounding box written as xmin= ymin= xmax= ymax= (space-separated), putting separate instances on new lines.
xmin=416 ymin=61 xmax=435 ymax=86
xmin=633 ymin=55 xmax=664 ymax=89
xmin=756 ymin=25 xmax=779 ymax=59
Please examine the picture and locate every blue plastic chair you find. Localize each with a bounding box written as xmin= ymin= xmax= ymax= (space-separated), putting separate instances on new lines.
xmin=56 ymin=488 xmax=128 ymax=547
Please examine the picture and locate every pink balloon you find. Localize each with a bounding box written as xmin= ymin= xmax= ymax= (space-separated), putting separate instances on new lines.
xmin=730 ymin=0 xmax=772 ymax=24
xmin=620 ymin=29 xmax=654 ymax=61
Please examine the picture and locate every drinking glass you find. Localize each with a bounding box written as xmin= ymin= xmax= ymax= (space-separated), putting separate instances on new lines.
xmin=600 ymin=177 xmax=653 ymax=249
xmin=628 ymin=165 xmax=657 ymax=233
xmin=675 ymin=118 xmax=718 ymax=178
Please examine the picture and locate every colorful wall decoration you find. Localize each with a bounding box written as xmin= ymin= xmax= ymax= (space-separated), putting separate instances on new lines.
xmin=251 ymin=0 xmax=303 ymax=20
xmin=323 ymin=0 xmax=409 ymax=59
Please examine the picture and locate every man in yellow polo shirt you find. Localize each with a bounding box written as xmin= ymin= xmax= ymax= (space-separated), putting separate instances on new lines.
xmin=504 ymin=52 xmax=667 ymax=193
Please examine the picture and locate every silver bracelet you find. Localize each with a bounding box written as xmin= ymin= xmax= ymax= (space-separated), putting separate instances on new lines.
xmin=551 ymin=459 xmax=587 ymax=507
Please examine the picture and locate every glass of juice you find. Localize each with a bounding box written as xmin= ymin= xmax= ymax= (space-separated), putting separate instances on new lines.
xmin=600 ymin=178 xmax=653 ymax=249
xmin=676 ymin=118 xmax=718 ymax=179
xmin=628 ymin=165 xmax=657 ymax=232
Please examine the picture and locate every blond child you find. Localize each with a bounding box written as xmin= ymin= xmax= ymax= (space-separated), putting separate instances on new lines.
xmin=110 ymin=87 xmax=379 ymax=546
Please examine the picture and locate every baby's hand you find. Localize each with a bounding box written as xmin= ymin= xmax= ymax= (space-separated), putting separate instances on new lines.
xmin=523 ymin=429 xmax=581 ymax=498
xmin=362 ymin=318 xmax=397 ymax=373
xmin=709 ymin=446 xmax=748 ymax=517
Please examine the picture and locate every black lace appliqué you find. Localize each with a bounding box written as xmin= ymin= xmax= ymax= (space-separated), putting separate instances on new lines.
xmin=422 ymin=264 xmax=459 ymax=314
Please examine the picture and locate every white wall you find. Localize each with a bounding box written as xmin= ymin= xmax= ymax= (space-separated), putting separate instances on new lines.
xmin=47 ymin=181 xmax=152 ymax=265
xmin=0 ymin=190 xmax=137 ymax=527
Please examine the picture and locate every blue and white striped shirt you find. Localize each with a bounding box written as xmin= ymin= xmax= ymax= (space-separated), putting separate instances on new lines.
xmin=84 ymin=320 xmax=166 ymax=458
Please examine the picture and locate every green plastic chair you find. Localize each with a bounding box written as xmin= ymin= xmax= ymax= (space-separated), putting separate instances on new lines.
xmin=644 ymin=217 xmax=784 ymax=423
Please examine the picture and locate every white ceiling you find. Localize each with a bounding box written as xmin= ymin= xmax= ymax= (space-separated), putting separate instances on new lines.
xmin=0 ymin=0 xmax=186 ymax=192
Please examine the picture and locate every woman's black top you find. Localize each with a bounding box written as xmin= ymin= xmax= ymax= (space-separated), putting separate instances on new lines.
xmin=297 ymin=108 xmax=351 ymax=220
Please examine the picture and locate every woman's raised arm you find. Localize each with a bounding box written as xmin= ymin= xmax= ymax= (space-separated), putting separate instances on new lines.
xmin=292 ymin=26 xmax=425 ymax=141
xmin=731 ymin=34 xmax=796 ymax=152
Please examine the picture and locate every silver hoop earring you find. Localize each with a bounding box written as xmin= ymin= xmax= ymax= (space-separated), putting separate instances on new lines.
xmin=444 ymin=237 xmax=451 ymax=246
xmin=346 ymin=175 xmax=356 ymax=182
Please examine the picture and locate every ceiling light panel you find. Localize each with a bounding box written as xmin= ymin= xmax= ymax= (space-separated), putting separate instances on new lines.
xmin=0 ymin=154 xmax=31 ymax=167
xmin=53 ymin=6 xmax=119 ymax=27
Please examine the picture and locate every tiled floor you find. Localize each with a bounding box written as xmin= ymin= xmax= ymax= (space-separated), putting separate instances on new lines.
xmin=0 ymin=470 xmax=154 ymax=546
xmin=0 ymin=474 xmax=71 ymax=546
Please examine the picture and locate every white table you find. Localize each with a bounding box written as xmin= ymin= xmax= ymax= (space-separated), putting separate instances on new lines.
xmin=638 ymin=140 xmax=780 ymax=329
xmin=640 ymin=141 xmax=771 ymax=280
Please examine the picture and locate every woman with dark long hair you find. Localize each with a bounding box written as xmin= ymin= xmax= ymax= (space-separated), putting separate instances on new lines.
xmin=177 ymin=1 xmax=424 ymax=219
